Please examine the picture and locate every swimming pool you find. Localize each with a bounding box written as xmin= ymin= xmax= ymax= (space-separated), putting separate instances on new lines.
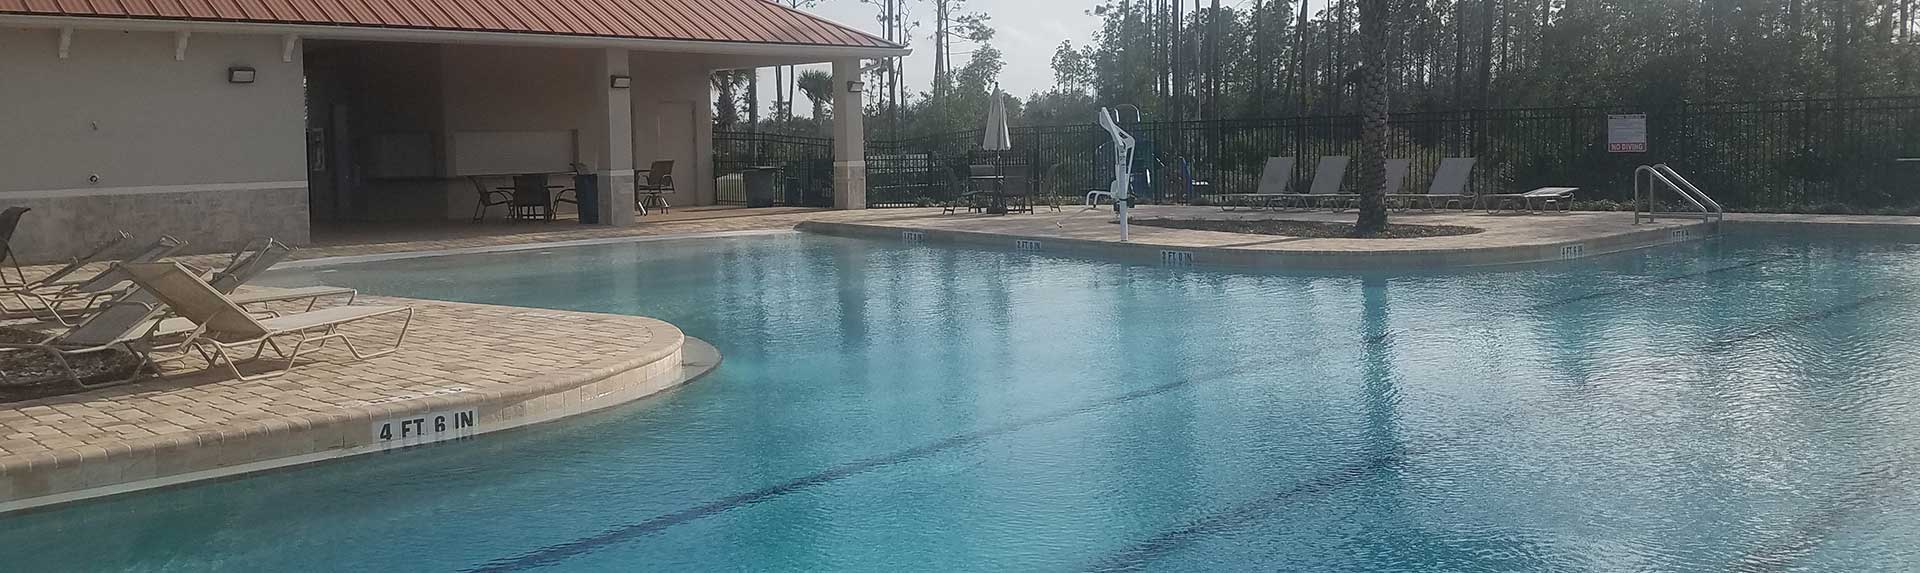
xmin=4 ymin=230 xmax=1920 ymax=571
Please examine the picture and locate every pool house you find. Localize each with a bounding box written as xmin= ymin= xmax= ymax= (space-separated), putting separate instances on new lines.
xmin=0 ymin=0 xmax=904 ymax=261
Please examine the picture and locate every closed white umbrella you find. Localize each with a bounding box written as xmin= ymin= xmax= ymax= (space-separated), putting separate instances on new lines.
xmin=981 ymin=86 xmax=1012 ymax=151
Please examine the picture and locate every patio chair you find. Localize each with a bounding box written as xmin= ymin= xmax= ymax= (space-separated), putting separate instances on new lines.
xmin=1001 ymin=164 xmax=1034 ymax=214
xmin=0 ymin=206 xmax=27 ymax=285
xmin=1227 ymin=157 xmax=1294 ymax=211
xmin=549 ymin=163 xmax=586 ymax=216
xmin=510 ymin=174 xmax=557 ymax=222
xmin=1299 ymin=155 xmax=1352 ymax=210
xmin=119 ymin=262 xmax=412 ymax=382
xmin=469 ymin=176 xmax=513 ymax=222
xmin=1423 ymin=158 xmax=1476 ymax=210
xmin=635 ymin=160 xmax=675 ymax=215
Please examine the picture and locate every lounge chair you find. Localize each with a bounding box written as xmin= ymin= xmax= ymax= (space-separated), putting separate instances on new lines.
xmin=1224 ymin=157 xmax=1294 ymax=211
xmin=1290 ymin=155 xmax=1351 ymax=210
xmin=635 ymin=160 xmax=675 ymax=215
xmin=119 ymin=262 xmax=411 ymax=381
xmin=0 ymin=206 xmax=26 ymax=285
xmin=1380 ymin=159 xmax=1413 ymax=209
xmin=1482 ymin=187 xmax=1579 ymax=214
xmin=1409 ymin=158 xmax=1476 ymax=210
xmin=3 ymin=235 xmax=184 ymax=325
xmin=0 ymin=230 xmax=131 ymax=296
xmin=3 ymin=240 xmax=356 ymax=388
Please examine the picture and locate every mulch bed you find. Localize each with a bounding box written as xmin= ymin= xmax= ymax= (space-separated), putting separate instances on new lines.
xmin=1131 ymin=218 xmax=1484 ymax=239
xmin=0 ymin=326 xmax=147 ymax=403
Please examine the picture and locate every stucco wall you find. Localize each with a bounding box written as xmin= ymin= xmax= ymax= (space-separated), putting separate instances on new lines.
xmin=0 ymin=28 xmax=307 ymax=261
xmin=631 ymin=56 xmax=717 ymax=206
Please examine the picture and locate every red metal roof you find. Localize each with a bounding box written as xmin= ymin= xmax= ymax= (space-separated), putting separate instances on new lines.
xmin=0 ymin=0 xmax=899 ymax=49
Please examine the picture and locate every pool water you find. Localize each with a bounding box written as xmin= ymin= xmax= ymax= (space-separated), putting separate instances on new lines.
xmin=5 ymin=231 xmax=1920 ymax=571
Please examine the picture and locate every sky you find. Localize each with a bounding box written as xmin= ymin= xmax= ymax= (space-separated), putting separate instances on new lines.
xmin=755 ymin=0 xmax=1101 ymax=116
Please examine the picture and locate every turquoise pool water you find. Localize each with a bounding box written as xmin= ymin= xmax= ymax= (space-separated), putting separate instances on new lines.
xmin=5 ymin=231 xmax=1920 ymax=571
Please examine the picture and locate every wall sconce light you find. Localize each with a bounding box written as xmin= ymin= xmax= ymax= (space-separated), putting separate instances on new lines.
xmin=227 ymin=66 xmax=256 ymax=84
xmin=610 ymin=75 xmax=632 ymax=89
xmin=847 ymin=80 xmax=866 ymax=93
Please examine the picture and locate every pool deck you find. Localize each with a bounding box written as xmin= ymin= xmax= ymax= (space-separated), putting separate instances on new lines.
xmin=0 ymin=292 xmax=714 ymax=513
xmin=801 ymin=207 xmax=1717 ymax=269
xmin=2 ymin=206 xmax=1916 ymax=513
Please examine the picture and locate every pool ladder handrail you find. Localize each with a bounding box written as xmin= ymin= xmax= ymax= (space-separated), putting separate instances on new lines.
xmin=1634 ymin=164 xmax=1724 ymax=224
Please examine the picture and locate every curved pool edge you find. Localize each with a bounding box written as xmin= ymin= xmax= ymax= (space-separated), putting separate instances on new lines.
xmin=795 ymin=219 xmax=1719 ymax=269
xmin=0 ymin=325 xmax=720 ymax=517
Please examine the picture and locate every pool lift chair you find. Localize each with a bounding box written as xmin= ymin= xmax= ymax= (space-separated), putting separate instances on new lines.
xmin=1084 ymin=107 xmax=1137 ymax=242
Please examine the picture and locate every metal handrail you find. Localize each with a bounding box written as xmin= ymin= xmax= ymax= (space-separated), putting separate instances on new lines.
xmin=1635 ymin=165 xmax=1716 ymax=224
xmin=1653 ymin=164 xmax=1724 ymax=218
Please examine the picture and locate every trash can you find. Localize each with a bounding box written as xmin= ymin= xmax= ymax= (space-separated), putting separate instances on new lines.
xmin=782 ymin=174 xmax=804 ymax=207
xmin=573 ymin=173 xmax=601 ymax=224
xmin=744 ymin=167 xmax=779 ymax=208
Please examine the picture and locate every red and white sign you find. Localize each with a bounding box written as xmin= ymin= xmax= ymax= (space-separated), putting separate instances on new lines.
xmin=1607 ymin=114 xmax=1649 ymax=153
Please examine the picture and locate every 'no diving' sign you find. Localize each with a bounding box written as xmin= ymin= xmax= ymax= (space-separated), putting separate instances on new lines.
xmin=1607 ymin=114 xmax=1649 ymax=153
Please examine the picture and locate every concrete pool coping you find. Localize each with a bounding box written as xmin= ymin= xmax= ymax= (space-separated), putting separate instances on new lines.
xmin=0 ymin=297 xmax=718 ymax=515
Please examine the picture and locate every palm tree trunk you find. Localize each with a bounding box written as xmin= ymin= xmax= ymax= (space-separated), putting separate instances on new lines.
xmin=1354 ymin=0 xmax=1391 ymax=235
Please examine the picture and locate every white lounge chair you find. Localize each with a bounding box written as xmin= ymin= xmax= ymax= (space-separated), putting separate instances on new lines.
xmin=119 ymin=262 xmax=410 ymax=381
xmin=1482 ymin=186 xmax=1579 ymax=214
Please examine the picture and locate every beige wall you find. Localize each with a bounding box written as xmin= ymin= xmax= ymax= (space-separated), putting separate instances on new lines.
xmin=0 ymin=28 xmax=307 ymax=261
xmin=631 ymin=55 xmax=717 ymax=206
xmin=0 ymin=28 xmax=806 ymax=252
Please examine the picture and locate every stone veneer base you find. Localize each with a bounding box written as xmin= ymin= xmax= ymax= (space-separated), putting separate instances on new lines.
xmin=0 ymin=333 xmax=716 ymax=515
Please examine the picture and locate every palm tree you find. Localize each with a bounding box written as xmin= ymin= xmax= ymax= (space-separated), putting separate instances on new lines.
xmin=1353 ymin=0 xmax=1391 ymax=235
xmin=797 ymin=69 xmax=835 ymax=135
xmin=711 ymin=70 xmax=751 ymax=128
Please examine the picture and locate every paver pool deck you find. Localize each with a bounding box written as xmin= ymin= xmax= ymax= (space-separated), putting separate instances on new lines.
xmin=1 ymin=206 xmax=1914 ymax=513
xmin=0 ymin=293 xmax=711 ymax=512
xmin=801 ymin=206 xmax=1719 ymax=269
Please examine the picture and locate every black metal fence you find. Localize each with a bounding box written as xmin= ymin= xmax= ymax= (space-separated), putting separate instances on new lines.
xmin=711 ymin=131 xmax=833 ymax=206
xmin=715 ymin=96 xmax=1920 ymax=211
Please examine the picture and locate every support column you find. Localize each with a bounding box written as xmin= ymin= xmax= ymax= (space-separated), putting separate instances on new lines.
xmin=831 ymin=59 xmax=867 ymax=210
xmin=592 ymin=48 xmax=637 ymax=225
